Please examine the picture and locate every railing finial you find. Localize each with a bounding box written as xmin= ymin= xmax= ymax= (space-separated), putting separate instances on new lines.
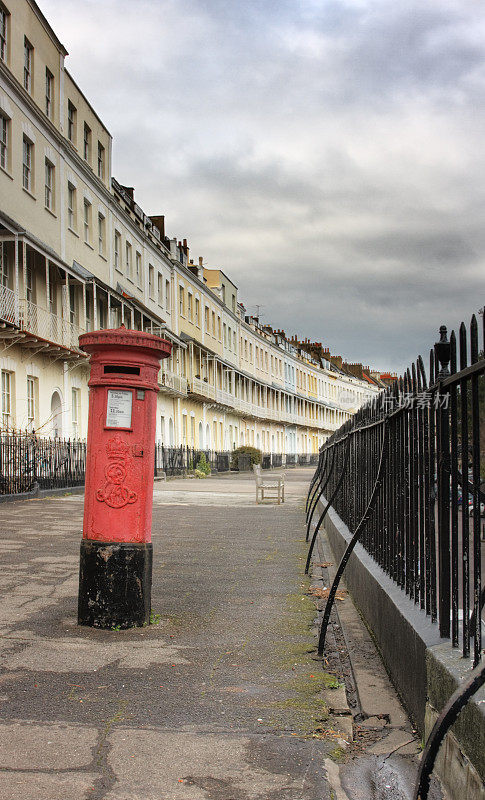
xmin=435 ymin=325 xmax=451 ymax=379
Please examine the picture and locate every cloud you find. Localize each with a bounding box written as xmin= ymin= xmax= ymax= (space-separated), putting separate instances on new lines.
xmin=41 ymin=0 xmax=485 ymax=373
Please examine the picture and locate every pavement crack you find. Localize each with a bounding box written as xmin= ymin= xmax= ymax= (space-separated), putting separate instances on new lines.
xmin=95 ymin=701 xmax=127 ymax=766
xmin=86 ymin=701 xmax=127 ymax=800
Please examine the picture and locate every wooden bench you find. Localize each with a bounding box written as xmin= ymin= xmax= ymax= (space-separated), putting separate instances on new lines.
xmin=253 ymin=463 xmax=285 ymax=504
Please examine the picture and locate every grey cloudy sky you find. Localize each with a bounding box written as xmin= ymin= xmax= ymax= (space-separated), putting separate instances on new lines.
xmin=42 ymin=0 xmax=485 ymax=373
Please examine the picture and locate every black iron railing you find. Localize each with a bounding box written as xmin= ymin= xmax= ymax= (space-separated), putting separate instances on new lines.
xmin=154 ymin=446 xmax=316 ymax=476
xmin=310 ymin=314 xmax=484 ymax=665
xmin=0 ymin=435 xmax=316 ymax=495
xmin=154 ymin=445 xmax=230 ymax=476
xmin=0 ymin=433 xmax=86 ymax=494
xmin=307 ymin=313 xmax=485 ymax=799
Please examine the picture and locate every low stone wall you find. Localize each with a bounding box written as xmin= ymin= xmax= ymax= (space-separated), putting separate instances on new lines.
xmin=0 ymin=485 xmax=85 ymax=503
xmin=426 ymin=644 xmax=485 ymax=798
xmin=320 ymin=498 xmax=485 ymax=796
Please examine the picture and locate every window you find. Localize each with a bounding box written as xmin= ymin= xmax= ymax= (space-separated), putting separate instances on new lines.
xmin=69 ymin=284 xmax=76 ymax=324
xmin=233 ymin=331 xmax=237 ymax=352
xmin=27 ymin=376 xmax=36 ymax=430
xmin=204 ymin=306 xmax=209 ymax=329
xmin=23 ymin=38 xmax=32 ymax=93
xmin=72 ymin=388 xmax=80 ymax=437
xmin=125 ymin=242 xmax=132 ymax=278
xmin=83 ymin=122 xmax=91 ymax=162
xmin=67 ymin=183 xmax=76 ymax=229
xmin=135 ymin=251 xmax=142 ymax=285
xmin=195 ymin=298 xmax=200 ymax=325
xmin=22 ymin=136 xmax=32 ymax=192
xmin=44 ymin=159 xmax=54 ymax=210
xmin=1 ymin=370 xmax=11 ymax=429
xmin=148 ymin=264 xmax=154 ymax=298
xmin=165 ymin=280 xmax=170 ymax=311
xmin=223 ymin=323 xmax=227 ymax=346
xmin=0 ymin=243 xmax=8 ymax=287
xmin=98 ymin=297 xmax=106 ymax=329
xmin=218 ymin=316 xmax=221 ymax=340
xmin=0 ymin=5 xmax=7 ymax=63
xmin=179 ymin=286 xmax=184 ymax=316
xmin=114 ymin=231 xmax=121 ymax=270
xmin=98 ymin=213 xmax=105 ymax=256
xmin=97 ymin=142 xmax=105 ymax=180
xmin=67 ymin=101 xmax=76 ymax=143
xmin=83 ymin=199 xmax=91 ymax=244
xmin=187 ymin=292 xmax=192 ymax=320
xmin=157 ymin=273 xmax=163 ymax=306
xmin=0 ymin=113 xmax=8 ymax=170
xmin=45 ymin=68 xmax=53 ymax=118
xmin=212 ymin=311 xmax=215 ymax=336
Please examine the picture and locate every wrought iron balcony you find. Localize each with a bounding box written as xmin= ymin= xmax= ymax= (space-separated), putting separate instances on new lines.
xmin=0 ymin=286 xmax=86 ymax=357
xmin=158 ymin=369 xmax=188 ymax=396
xmin=190 ymin=376 xmax=216 ymax=400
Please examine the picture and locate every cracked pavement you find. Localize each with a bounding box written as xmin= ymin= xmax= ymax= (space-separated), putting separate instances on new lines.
xmin=0 ymin=468 xmax=338 ymax=800
xmin=0 ymin=468 xmax=440 ymax=800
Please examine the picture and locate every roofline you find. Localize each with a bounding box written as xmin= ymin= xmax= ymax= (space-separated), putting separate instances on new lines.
xmin=28 ymin=0 xmax=69 ymax=56
xmin=204 ymin=267 xmax=238 ymax=291
xmin=64 ymin=68 xmax=112 ymax=137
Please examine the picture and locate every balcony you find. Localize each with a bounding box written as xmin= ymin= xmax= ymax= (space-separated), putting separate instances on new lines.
xmin=159 ymin=369 xmax=188 ymax=397
xmin=190 ymin=376 xmax=216 ymax=400
xmin=0 ymin=286 xmax=86 ymax=358
xmin=215 ymin=388 xmax=233 ymax=406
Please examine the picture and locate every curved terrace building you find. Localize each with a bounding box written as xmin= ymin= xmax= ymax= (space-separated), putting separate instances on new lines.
xmin=0 ymin=0 xmax=380 ymax=452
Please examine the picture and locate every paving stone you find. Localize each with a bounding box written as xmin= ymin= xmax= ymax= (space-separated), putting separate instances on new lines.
xmin=367 ymin=728 xmax=417 ymax=756
xmin=106 ymin=728 xmax=330 ymax=800
xmin=0 ymin=771 xmax=97 ymax=800
xmin=0 ymin=722 xmax=97 ymax=769
xmin=359 ymin=715 xmax=388 ymax=729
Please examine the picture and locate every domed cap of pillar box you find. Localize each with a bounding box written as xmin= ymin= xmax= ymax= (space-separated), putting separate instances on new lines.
xmin=79 ymin=326 xmax=172 ymax=392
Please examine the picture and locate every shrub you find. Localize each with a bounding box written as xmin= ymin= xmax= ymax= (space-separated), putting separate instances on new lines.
xmin=230 ymin=445 xmax=262 ymax=470
xmin=195 ymin=452 xmax=211 ymax=475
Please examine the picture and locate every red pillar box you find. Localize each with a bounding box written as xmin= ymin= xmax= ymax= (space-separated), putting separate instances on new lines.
xmin=77 ymin=327 xmax=171 ymax=628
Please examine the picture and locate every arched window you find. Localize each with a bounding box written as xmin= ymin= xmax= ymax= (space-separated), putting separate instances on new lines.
xmin=51 ymin=391 xmax=62 ymax=438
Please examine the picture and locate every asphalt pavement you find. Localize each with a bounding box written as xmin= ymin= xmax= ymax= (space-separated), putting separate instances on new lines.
xmin=0 ymin=468 xmax=342 ymax=799
xmin=0 ymin=468 xmax=442 ymax=800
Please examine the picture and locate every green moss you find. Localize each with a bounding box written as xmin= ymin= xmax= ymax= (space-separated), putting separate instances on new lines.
xmin=274 ymin=641 xmax=315 ymax=667
xmin=285 ymin=587 xmax=315 ymax=616
xmin=284 ymin=673 xmax=328 ymax=697
xmin=321 ymin=673 xmax=342 ymax=690
xmin=269 ymin=693 xmax=329 ymax=737
xmin=264 ymin=670 xmax=330 ymax=737
xmin=328 ymin=746 xmax=346 ymax=763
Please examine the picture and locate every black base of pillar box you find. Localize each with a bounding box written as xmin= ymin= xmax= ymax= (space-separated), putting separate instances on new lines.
xmin=78 ymin=540 xmax=153 ymax=629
